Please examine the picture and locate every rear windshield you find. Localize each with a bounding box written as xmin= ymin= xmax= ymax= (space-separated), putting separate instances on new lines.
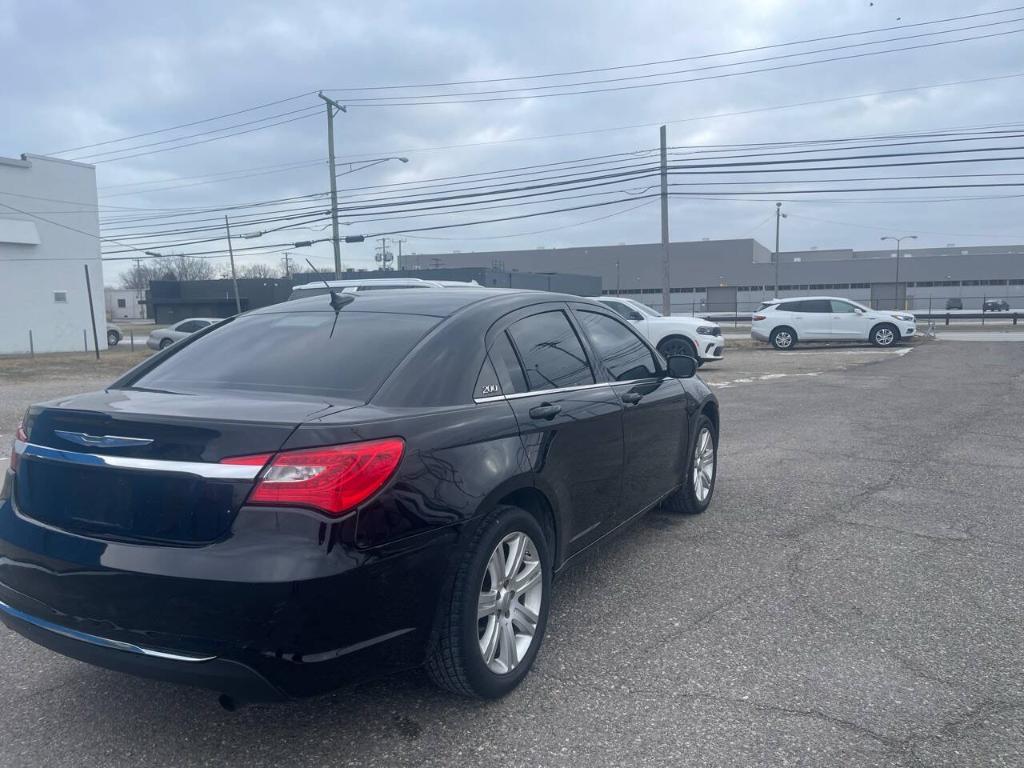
xmin=126 ymin=311 xmax=439 ymax=401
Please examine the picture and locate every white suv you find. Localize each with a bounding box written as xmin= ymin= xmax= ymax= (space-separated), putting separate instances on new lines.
xmin=751 ymin=297 xmax=915 ymax=350
xmin=592 ymin=297 xmax=724 ymax=364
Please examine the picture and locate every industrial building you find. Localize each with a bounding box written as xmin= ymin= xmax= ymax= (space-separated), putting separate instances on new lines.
xmin=0 ymin=154 xmax=106 ymax=354
xmin=422 ymin=240 xmax=1024 ymax=314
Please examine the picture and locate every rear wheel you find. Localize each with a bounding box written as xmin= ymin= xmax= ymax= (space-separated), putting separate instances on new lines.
xmin=427 ymin=505 xmax=551 ymax=698
xmin=657 ymin=336 xmax=699 ymax=364
xmin=106 ymin=331 xmax=120 ymax=347
xmin=770 ymin=326 xmax=797 ymax=350
xmin=663 ymin=414 xmax=717 ymax=515
xmin=870 ymin=323 xmax=898 ymax=347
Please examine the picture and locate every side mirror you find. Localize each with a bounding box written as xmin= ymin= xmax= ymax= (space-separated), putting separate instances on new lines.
xmin=628 ymin=311 xmax=644 ymax=321
xmin=666 ymin=355 xmax=698 ymax=379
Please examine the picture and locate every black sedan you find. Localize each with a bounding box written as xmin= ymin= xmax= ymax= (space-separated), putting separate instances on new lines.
xmin=0 ymin=288 xmax=719 ymax=704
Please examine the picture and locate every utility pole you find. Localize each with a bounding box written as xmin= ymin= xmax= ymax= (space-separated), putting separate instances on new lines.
xmin=224 ymin=216 xmax=242 ymax=314
xmin=375 ymin=238 xmax=393 ymax=271
xmin=281 ymin=252 xmax=292 ymax=278
xmin=659 ymin=125 xmax=671 ymax=316
xmin=393 ymin=238 xmax=407 ymax=270
xmin=318 ymin=91 xmax=347 ymax=279
xmin=773 ymin=202 xmax=786 ymax=297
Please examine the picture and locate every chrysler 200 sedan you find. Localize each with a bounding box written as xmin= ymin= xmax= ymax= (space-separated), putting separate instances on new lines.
xmin=0 ymin=288 xmax=719 ymax=704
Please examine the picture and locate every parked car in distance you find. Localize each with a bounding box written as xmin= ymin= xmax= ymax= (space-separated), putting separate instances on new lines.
xmin=982 ymin=299 xmax=1010 ymax=312
xmin=106 ymin=324 xmax=123 ymax=347
xmin=591 ymin=296 xmax=724 ymax=364
xmin=146 ymin=317 xmax=219 ymax=350
xmin=946 ymin=298 xmax=963 ymax=310
xmin=752 ymin=297 xmax=915 ymax=350
xmin=287 ymin=277 xmax=479 ymax=301
xmin=2 ymin=288 xmax=719 ymax=704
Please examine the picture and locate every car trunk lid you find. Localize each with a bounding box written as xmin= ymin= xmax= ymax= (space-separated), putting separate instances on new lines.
xmin=14 ymin=388 xmax=352 ymax=545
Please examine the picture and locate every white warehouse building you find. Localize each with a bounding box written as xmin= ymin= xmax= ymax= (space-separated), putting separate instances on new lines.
xmin=0 ymin=154 xmax=106 ymax=354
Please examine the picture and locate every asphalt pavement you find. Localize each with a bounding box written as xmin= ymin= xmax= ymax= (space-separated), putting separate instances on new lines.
xmin=0 ymin=341 xmax=1022 ymax=767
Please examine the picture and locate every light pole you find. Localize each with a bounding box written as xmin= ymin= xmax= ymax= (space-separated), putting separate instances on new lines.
xmin=773 ymin=202 xmax=787 ymax=297
xmin=881 ymin=235 xmax=917 ymax=310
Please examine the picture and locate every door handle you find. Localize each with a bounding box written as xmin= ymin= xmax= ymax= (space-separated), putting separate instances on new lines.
xmin=620 ymin=392 xmax=643 ymax=405
xmin=528 ymin=403 xmax=561 ymax=421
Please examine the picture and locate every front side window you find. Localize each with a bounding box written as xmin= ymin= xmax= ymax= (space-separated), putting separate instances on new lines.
xmin=602 ymin=300 xmax=636 ymax=320
xmin=506 ymin=311 xmax=594 ymax=391
xmin=577 ymin=310 xmax=658 ymax=381
xmin=830 ymin=300 xmax=858 ymax=314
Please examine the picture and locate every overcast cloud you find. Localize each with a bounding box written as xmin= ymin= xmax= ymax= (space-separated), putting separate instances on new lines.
xmin=2 ymin=0 xmax=1024 ymax=284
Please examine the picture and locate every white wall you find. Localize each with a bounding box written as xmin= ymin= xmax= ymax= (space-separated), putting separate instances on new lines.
xmin=0 ymin=154 xmax=106 ymax=354
xmin=105 ymin=288 xmax=146 ymax=320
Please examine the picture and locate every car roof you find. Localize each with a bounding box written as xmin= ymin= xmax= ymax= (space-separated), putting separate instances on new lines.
xmin=252 ymin=286 xmax=600 ymax=319
xmin=769 ymin=296 xmax=852 ymax=304
xmin=290 ymin=277 xmax=477 ymax=290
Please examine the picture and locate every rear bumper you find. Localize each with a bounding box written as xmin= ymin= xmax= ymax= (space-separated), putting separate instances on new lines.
xmin=750 ymin=327 xmax=770 ymax=342
xmin=0 ymin=483 xmax=459 ymax=699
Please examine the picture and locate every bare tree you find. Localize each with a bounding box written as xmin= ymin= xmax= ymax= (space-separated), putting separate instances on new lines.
xmin=164 ymin=254 xmax=215 ymax=281
xmin=233 ymin=263 xmax=280 ymax=279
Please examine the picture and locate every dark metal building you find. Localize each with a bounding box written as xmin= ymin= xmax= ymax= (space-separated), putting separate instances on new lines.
xmin=147 ymin=279 xmax=293 ymax=323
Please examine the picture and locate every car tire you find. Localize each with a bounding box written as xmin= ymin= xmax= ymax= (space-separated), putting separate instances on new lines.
xmin=106 ymin=331 xmax=120 ymax=347
xmin=870 ymin=323 xmax=898 ymax=347
xmin=427 ymin=504 xmax=552 ymax=699
xmin=657 ymin=336 xmax=698 ymax=362
xmin=663 ymin=414 xmax=717 ymax=515
xmin=770 ymin=326 xmax=797 ymax=350
xmin=158 ymin=338 xmax=173 ymax=350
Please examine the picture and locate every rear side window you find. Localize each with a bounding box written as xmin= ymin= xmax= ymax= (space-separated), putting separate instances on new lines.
xmin=175 ymin=320 xmax=205 ymax=332
xmin=506 ymin=311 xmax=594 ymax=391
xmin=128 ymin=311 xmax=438 ymax=402
xmin=803 ymin=300 xmax=832 ymax=313
xmin=488 ymin=332 xmax=528 ymax=394
xmin=577 ymin=311 xmax=658 ymax=381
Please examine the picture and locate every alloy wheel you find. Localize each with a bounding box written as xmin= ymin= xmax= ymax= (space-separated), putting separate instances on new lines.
xmin=875 ymin=327 xmax=895 ymax=346
xmin=774 ymin=330 xmax=793 ymax=349
xmin=477 ymin=532 xmax=543 ymax=674
xmin=692 ymin=427 xmax=715 ymax=503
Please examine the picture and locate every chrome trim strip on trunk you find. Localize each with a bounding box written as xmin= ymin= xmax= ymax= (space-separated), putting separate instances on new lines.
xmin=13 ymin=440 xmax=262 ymax=480
xmin=0 ymin=600 xmax=217 ymax=662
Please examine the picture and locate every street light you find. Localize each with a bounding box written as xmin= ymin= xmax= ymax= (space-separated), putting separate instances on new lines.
xmin=337 ymin=156 xmax=409 ymax=177
xmin=881 ymin=235 xmax=917 ymax=309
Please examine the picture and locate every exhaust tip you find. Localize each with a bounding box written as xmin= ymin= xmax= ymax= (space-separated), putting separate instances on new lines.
xmin=218 ymin=693 xmax=241 ymax=712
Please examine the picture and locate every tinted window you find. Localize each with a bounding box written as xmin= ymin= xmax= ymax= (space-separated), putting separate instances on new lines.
xmin=578 ymin=311 xmax=658 ymax=381
xmin=803 ymin=300 xmax=833 ymax=313
xmin=602 ymin=300 xmax=635 ymax=320
xmin=176 ymin=320 xmax=205 ymax=333
xmin=488 ymin=332 xmax=528 ymax=394
xmin=506 ymin=311 xmax=594 ymax=391
xmin=129 ymin=311 xmax=438 ymax=402
xmin=775 ymin=301 xmax=801 ymax=313
xmin=831 ymin=300 xmax=858 ymax=313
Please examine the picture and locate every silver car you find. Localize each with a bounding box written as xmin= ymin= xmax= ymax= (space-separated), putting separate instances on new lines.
xmin=146 ymin=318 xmax=219 ymax=350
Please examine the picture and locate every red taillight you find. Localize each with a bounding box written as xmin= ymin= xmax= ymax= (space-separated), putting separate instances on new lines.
xmin=752 ymin=314 xmax=766 ymax=321
xmin=222 ymin=438 xmax=405 ymax=517
xmin=9 ymin=421 xmax=28 ymax=473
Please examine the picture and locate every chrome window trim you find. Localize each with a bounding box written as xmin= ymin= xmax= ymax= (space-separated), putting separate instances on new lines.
xmin=13 ymin=440 xmax=262 ymax=480
xmin=474 ymin=381 xmax=612 ymax=404
xmin=0 ymin=599 xmax=216 ymax=662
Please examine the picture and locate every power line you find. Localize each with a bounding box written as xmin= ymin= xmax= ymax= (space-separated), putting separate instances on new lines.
xmin=338 ymin=27 xmax=1024 ymax=106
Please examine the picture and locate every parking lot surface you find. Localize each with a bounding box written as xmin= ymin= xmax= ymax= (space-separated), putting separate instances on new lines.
xmin=1 ymin=341 xmax=1022 ymax=767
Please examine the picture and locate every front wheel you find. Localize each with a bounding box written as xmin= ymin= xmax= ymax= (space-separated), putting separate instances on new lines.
xmin=159 ymin=338 xmax=173 ymax=350
xmin=870 ymin=323 xmax=898 ymax=347
xmin=427 ymin=505 xmax=552 ymax=698
xmin=663 ymin=414 xmax=717 ymax=515
xmin=657 ymin=336 xmax=699 ymax=364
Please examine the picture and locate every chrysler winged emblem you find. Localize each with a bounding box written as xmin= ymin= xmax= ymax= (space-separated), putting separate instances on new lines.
xmin=54 ymin=430 xmax=154 ymax=449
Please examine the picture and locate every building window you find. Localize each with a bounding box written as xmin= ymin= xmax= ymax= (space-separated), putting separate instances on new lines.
xmin=53 ymin=291 xmax=68 ymax=304
xmin=117 ymin=298 xmax=127 ymax=308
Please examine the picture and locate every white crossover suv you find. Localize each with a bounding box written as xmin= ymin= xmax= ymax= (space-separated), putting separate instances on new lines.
xmin=751 ymin=297 xmax=916 ymax=350
xmin=592 ymin=297 xmax=724 ymax=364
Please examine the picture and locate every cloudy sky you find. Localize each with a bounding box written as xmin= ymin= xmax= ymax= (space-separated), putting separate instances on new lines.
xmin=2 ymin=0 xmax=1024 ymax=284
